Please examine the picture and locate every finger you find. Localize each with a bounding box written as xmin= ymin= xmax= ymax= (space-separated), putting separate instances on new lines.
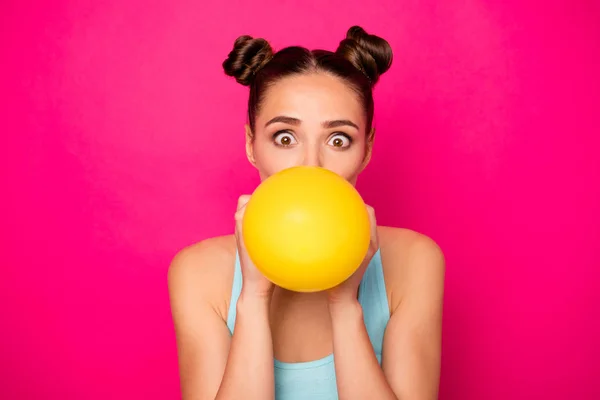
xmin=237 ymin=194 xmax=251 ymax=211
xmin=235 ymin=195 xmax=251 ymax=223
xmin=234 ymin=221 xmax=248 ymax=253
xmin=365 ymin=205 xmax=379 ymax=249
xmin=235 ymin=228 xmax=247 ymax=250
xmin=365 ymin=205 xmax=376 ymax=225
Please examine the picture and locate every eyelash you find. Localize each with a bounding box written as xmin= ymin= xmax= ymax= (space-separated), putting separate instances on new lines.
xmin=272 ymin=131 xmax=353 ymax=148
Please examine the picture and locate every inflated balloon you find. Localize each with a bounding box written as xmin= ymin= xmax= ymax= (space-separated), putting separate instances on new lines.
xmin=242 ymin=166 xmax=371 ymax=292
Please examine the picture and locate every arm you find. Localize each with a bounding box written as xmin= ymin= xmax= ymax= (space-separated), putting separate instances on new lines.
xmin=216 ymin=293 xmax=274 ymax=400
xmin=329 ymin=301 xmax=397 ymax=399
xmin=330 ymin=235 xmax=445 ymax=400
xmin=382 ymin=237 xmax=445 ymax=400
xmin=168 ymin=241 xmax=274 ymax=400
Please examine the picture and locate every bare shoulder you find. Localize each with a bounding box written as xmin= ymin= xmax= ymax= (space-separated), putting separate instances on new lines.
xmin=167 ymin=234 xmax=237 ymax=321
xmin=377 ymin=226 xmax=446 ymax=313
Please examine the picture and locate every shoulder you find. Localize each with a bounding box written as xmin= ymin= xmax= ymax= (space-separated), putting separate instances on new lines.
xmin=167 ymin=235 xmax=237 ymax=321
xmin=377 ymin=226 xmax=445 ymax=313
xmin=377 ymin=226 xmax=445 ymax=266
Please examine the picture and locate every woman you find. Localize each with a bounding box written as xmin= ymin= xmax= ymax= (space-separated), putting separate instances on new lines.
xmin=168 ymin=26 xmax=445 ymax=400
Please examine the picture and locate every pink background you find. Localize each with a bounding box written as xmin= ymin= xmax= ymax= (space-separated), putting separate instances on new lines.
xmin=1 ymin=0 xmax=599 ymax=398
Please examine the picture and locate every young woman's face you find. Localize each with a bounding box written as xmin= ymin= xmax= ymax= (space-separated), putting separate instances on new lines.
xmin=246 ymin=73 xmax=373 ymax=185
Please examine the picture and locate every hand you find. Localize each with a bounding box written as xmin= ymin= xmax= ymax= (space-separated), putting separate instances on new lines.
xmin=235 ymin=195 xmax=275 ymax=299
xmin=327 ymin=205 xmax=379 ymax=306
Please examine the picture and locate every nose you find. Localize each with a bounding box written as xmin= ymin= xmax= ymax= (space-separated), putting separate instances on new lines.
xmin=301 ymin=144 xmax=322 ymax=167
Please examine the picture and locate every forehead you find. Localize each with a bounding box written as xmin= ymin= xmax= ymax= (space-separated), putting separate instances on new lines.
xmin=257 ymin=73 xmax=365 ymax=128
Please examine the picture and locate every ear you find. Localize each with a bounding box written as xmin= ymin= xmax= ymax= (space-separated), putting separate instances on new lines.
xmin=245 ymin=124 xmax=257 ymax=166
xmin=359 ymin=127 xmax=376 ymax=172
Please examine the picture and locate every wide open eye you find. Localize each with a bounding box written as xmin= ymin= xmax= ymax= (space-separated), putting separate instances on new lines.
xmin=273 ymin=131 xmax=297 ymax=147
xmin=327 ymin=133 xmax=352 ymax=149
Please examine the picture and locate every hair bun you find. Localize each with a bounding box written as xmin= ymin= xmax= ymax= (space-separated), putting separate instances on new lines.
xmin=223 ymin=35 xmax=274 ymax=86
xmin=336 ymin=26 xmax=393 ymax=85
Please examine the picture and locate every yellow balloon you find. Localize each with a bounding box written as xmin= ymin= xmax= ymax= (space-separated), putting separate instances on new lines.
xmin=242 ymin=166 xmax=371 ymax=292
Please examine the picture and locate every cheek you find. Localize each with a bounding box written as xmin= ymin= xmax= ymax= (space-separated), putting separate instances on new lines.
xmin=328 ymin=157 xmax=363 ymax=182
xmin=323 ymin=148 xmax=367 ymax=183
xmin=252 ymin=143 xmax=298 ymax=178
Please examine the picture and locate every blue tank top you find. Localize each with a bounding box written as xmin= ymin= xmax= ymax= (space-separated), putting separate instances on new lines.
xmin=226 ymin=249 xmax=391 ymax=399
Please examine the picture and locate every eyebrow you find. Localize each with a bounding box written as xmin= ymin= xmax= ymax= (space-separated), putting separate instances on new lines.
xmin=264 ymin=115 xmax=359 ymax=130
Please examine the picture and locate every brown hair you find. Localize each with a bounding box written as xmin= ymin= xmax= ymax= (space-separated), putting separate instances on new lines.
xmin=222 ymin=26 xmax=393 ymax=134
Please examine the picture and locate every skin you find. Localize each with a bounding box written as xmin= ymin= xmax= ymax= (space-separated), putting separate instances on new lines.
xmin=168 ymin=72 xmax=446 ymax=399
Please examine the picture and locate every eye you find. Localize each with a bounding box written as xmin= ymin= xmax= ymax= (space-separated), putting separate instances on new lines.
xmin=327 ymin=133 xmax=352 ymax=149
xmin=273 ymin=131 xmax=297 ymax=147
